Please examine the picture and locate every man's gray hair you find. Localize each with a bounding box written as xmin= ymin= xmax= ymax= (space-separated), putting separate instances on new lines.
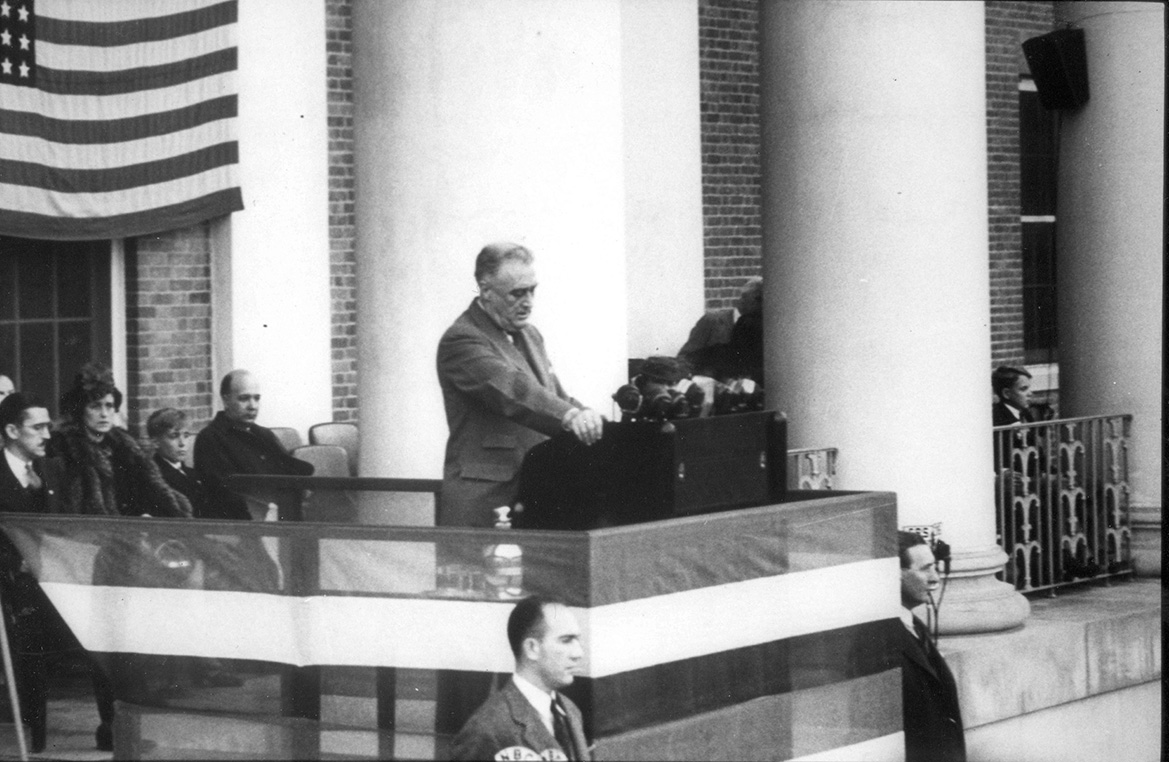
xmin=475 ymin=242 xmax=533 ymax=282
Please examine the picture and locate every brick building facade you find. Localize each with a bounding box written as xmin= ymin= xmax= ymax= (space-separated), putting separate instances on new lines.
xmin=108 ymin=0 xmax=1053 ymax=431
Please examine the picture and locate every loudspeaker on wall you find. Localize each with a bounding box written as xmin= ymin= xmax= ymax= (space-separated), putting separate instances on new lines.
xmin=1022 ymin=28 xmax=1089 ymax=110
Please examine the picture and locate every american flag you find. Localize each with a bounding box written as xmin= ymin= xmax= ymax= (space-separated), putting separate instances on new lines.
xmin=0 ymin=0 xmax=243 ymax=240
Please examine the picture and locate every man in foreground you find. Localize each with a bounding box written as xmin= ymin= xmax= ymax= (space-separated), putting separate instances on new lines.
xmin=452 ymin=596 xmax=591 ymax=761
xmin=898 ymin=530 xmax=965 ymax=762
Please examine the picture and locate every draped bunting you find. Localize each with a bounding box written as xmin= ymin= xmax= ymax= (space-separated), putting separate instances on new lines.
xmin=0 ymin=490 xmax=902 ymax=759
xmin=0 ymin=0 xmax=243 ymax=241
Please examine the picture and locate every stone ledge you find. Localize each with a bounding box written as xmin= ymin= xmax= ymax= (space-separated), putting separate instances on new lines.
xmin=937 ymin=578 xmax=1161 ymax=729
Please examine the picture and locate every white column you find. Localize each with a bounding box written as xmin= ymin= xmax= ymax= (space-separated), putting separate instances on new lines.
xmin=759 ymin=0 xmax=1028 ymax=632
xmin=1054 ymin=2 xmax=1164 ymax=576
xmin=226 ymin=0 xmax=333 ymax=435
xmin=622 ymin=0 xmax=706 ymax=360
xmin=353 ymin=0 xmax=628 ymax=523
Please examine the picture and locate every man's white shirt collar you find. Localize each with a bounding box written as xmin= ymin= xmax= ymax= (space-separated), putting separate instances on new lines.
xmin=899 ymin=606 xmax=918 ymax=637
xmin=512 ymin=673 xmax=554 ymax=734
xmin=4 ymin=448 xmax=32 ymax=487
xmin=1004 ymin=401 xmax=1024 ymax=421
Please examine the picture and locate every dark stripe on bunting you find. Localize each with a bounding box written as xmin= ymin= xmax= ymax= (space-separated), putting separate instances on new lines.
xmin=0 ymin=142 xmax=238 ymax=191
xmin=36 ymin=1 xmax=238 ymax=47
xmin=0 ymin=95 xmax=237 ymax=143
xmin=35 ymin=48 xmax=237 ymax=96
xmin=0 ymin=187 xmax=242 ymax=241
xmin=585 ymin=491 xmax=897 ymax=606
xmin=595 ymin=669 xmax=903 ymax=760
xmin=564 ymin=618 xmax=902 ymax=737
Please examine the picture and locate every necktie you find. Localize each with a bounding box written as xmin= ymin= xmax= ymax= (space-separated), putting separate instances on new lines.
xmin=25 ymin=462 xmax=42 ymax=491
xmin=510 ymin=331 xmax=539 ymax=377
xmin=552 ymin=695 xmax=577 ymax=761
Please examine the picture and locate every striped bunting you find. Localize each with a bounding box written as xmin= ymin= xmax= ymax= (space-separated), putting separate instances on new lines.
xmin=0 ymin=0 xmax=243 ymax=240
xmin=0 ymin=492 xmax=901 ymax=741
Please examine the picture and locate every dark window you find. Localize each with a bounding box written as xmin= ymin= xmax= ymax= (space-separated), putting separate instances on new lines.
xmin=1020 ymin=89 xmax=1057 ymax=216
xmin=1021 ymin=222 xmax=1057 ymax=360
xmin=1019 ymin=87 xmax=1058 ymax=363
xmin=0 ymin=238 xmax=112 ymax=417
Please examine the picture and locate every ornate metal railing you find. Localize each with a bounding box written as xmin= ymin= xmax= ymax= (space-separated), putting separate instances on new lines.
xmin=786 ymin=447 xmax=838 ymax=491
xmin=994 ymin=414 xmax=1133 ymax=595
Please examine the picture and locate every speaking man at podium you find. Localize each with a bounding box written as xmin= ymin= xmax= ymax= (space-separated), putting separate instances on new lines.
xmin=436 ymin=242 xmax=604 ymax=528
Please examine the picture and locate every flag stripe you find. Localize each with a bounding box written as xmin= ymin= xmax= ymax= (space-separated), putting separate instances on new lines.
xmin=0 ymin=72 xmax=235 ymax=119
xmin=0 ymin=163 xmax=238 ymax=217
xmin=0 ymin=142 xmax=237 ymax=191
xmin=36 ymin=24 xmax=234 ymax=72
xmin=37 ymin=0 xmax=237 ymax=47
xmin=0 ymin=120 xmax=233 ymax=170
xmin=0 ymin=186 xmax=242 ymax=240
xmin=37 ymin=0 xmax=227 ymax=25
xmin=0 ymin=94 xmax=236 ymax=144
xmin=36 ymin=48 xmax=237 ymax=96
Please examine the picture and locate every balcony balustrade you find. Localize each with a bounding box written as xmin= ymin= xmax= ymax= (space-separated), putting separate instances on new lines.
xmin=786 ymin=447 xmax=838 ymax=491
xmin=994 ymin=414 xmax=1133 ymax=595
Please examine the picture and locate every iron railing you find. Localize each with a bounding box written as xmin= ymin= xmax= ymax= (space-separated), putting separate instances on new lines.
xmin=994 ymin=414 xmax=1133 ymax=595
xmin=786 ymin=447 xmax=838 ymax=491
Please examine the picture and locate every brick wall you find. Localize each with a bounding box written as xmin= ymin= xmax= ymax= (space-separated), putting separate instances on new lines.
xmin=326 ymin=0 xmax=359 ymax=422
xmin=124 ymin=223 xmax=215 ymax=438
xmin=698 ymin=0 xmax=763 ymax=310
xmin=986 ymin=1 xmax=1054 ymax=368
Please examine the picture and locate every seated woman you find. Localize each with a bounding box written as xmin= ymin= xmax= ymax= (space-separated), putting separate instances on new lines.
xmin=54 ymin=362 xmax=190 ymax=751
xmin=56 ymin=363 xmax=189 ymax=519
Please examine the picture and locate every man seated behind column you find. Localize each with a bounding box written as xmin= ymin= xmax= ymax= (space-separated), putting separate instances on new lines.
xmin=453 ymin=596 xmax=591 ymax=761
xmin=437 ymin=242 xmax=604 ymax=528
xmin=194 ymin=370 xmax=313 ymax=520
xmin=898 ymin=531 xmax=965 ymax=762
xmin=0 ymin=374 xmax=14 ymax=400
xmin=677 ymin=276 xmax=763 ymax=382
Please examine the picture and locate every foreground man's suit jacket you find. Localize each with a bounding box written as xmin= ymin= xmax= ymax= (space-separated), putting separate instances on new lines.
xmin=452 ymin=677 xmax=591 ymax=761
xmin=437 ymin=299 xmax=580 ymax=527
xmin=900 ymin=616 xmax=966 ymax=762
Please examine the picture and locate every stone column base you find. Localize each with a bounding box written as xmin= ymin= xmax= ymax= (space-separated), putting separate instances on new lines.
xmin=932 ymin=544 xmax=1030 ymax=635
xmin=1129 ymin=504 xmax=1162 ymax=578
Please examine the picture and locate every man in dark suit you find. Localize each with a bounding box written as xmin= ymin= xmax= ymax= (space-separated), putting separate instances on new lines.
xmin=193 ymin=370 xmax=313 ymax=520
xmin=453 ymin=596 xmax=591 ymax=761
xmin=0 ymin=391 xmax=68 ymax=751
xmin=0 ymin=392 xmax=64 ymax=515
xmin=436 ymin=243 xmax=604 ymax=528
xmin=677 ymin=276 xmax=763 ymax=381
xmin=898 ymin=531 xmax=965 ymax=762
xmin=991 ymin=365 xmax=1033 ymax=426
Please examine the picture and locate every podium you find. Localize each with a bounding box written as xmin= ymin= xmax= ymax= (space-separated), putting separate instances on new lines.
xmin=514 ymin=410 xmax=787 ymax=530
xmin=0 ymin=487 xmax=903 ymax=760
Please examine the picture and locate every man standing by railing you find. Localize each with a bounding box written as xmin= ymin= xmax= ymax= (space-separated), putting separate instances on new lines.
xmin=991 ymin=366 xmax=1033 ymax=425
